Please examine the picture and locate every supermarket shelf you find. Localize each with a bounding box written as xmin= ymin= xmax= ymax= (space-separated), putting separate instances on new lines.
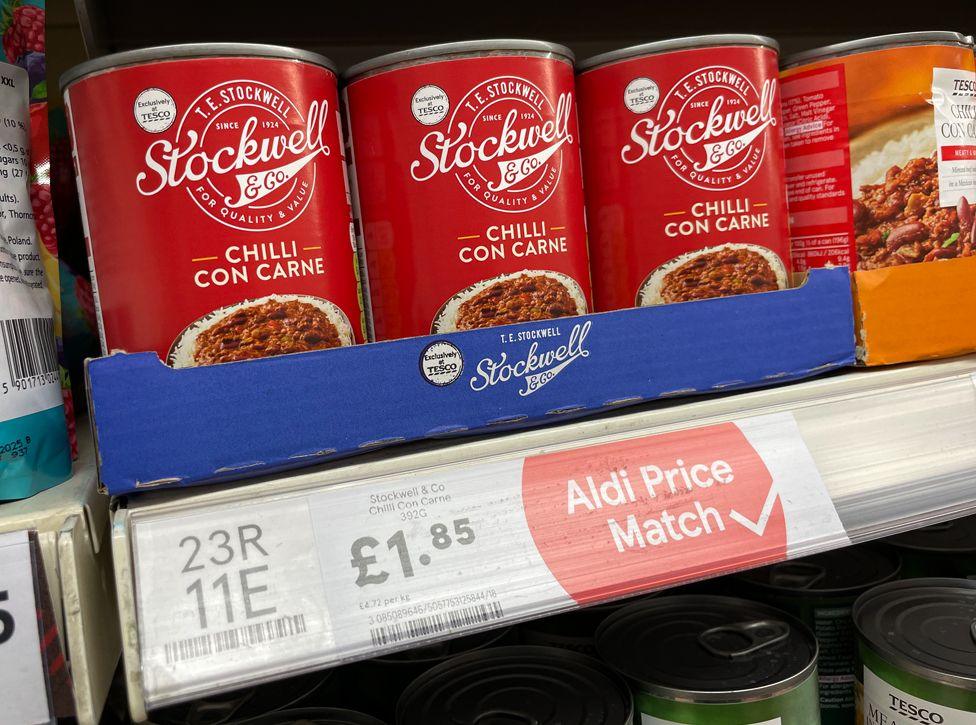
xmin=0 ymin=427 xmax=120 ymax=725
xmin=113 ymin=354 xmax=976 ymax=721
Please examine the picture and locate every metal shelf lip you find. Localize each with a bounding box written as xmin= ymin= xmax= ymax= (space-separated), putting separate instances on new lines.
xmin=0 ymin=430 xmax=120 ymax=725
xmin=113 ymin=355 xmax=976 ymax=718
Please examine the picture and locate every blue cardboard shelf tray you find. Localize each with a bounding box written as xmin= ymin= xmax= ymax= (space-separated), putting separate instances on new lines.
xmin=87 ymin=267 xmax=856 ymax=495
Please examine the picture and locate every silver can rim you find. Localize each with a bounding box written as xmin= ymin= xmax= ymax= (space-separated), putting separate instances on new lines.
xmin=343 ymin=39 xmax=575 ymax=83
xmin=854 ymin=577 xmax=976 ymax=692
xmin=60 ymin=43 xmax=337 ymax=92
xmin=782 ymin=31 xmax=974 ymax=68
xmin=577 ymin=35 xmax=779 ymax=73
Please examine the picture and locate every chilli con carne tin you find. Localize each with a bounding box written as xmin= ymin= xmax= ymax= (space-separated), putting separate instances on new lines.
xmin=735 ymin=546 xmax=901 ymax=724
xmin=395 ymin=645 xmax=632 ymax=725
xmin=576 ymin=36 xmax=793 ymax=311
xmin=882 ymin=515 xmax=976 ymax=579
xmin=343 ymin=40 xmax=592 ymax=340
xmin=597 ymin=595 xmax=820 ymax=723
xmin=61 ymin=44 xmax=366 ymax=366
xmin=854 ymin=578 xmax=976 ymax=724
xmin=781 ymin=32 xmax=976 ymax=273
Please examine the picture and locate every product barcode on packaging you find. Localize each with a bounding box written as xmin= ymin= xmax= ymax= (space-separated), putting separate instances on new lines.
xmin=369 ymin=601 xmax=504 ymax=647
xmin=1 ymin=317 xmax=57 ymax=383
xmin=163 ymin=613 xmax=307 ymax=664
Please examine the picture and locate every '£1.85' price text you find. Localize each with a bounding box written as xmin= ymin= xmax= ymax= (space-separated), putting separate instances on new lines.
xmin=350 ymin=519 xmax=476 ymax=587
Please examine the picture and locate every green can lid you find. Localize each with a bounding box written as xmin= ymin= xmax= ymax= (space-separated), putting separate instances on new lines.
xmin=596 ymin=595 xmax=817 ymax=702
xmin=396 ymin=645 xmax=633 ymax=725
xmin=239 ymin=708 xmax=386 ymax=725
xmin=738 ymin=546 xmax=901 ymax=595
xmin=854 ymin=578 xmax=976 ymax=690
xmin=884 ymin=516 xmax=976 ymax=554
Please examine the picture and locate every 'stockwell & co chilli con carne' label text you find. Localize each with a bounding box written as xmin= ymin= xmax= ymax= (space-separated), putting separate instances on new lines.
xmin=577 ymin=38 xmax=793 ymax=311
xmin=63 ymin=46 xmax=366 ymax=366
xmin=344 ymin=43 xmax=592 ymax=340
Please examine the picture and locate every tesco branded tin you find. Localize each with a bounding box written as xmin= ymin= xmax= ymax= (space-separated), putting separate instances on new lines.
xmin=781 ymin=33 xmax=976 ymax=273
xmin=61 ymin=44 xmax=366 ymax=366
xmin=343 ymin=40 xmax=592 ymax=340
xmin=736 ymin=546 xmax=901 ymax=724
xmin=854 ymin=578 xmax=976 ymax=724
xmin=396 ymin=645 xmax=633 ymax=725
xmin=577 ymin=36 xmax=793 ymax=311
xmin=597 ymin=595 xmax=821 ymax=723
xmin=882 ymin=515 xmax=976 ymax=579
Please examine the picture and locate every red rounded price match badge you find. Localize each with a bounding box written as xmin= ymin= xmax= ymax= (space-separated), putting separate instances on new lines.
xmin=522 ymin=413 xmax=845 ymax=604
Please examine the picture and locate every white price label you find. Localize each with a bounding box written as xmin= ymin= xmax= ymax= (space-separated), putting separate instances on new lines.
xmin=0 ymin=530 xmax=52 ymax=725
xmin=309 ymin=412 xmax=844 ymax=660
xmin=133 ymin=498 xmax=330 ymax=704
xmin=308 ymin=459 xmax=572 ymax=658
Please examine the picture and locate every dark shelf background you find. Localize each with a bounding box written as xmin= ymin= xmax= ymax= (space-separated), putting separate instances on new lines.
xmin=73 ymin=0 xmax=976 ymax=71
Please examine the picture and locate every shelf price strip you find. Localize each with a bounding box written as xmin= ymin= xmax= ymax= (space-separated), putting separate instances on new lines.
xmin=131 ymin=411 xmax=848 ymax=705
xmin=0 ymin=530 xmax=53 ymax=725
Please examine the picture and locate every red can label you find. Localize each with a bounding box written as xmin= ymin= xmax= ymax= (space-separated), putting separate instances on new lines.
xmin=65 ymin=56 xmax=365 ymax=367
xmin=578 ymin=46 xmax=793 ymax=311
xmin=345 ymin=54 xmax=591 ymax=341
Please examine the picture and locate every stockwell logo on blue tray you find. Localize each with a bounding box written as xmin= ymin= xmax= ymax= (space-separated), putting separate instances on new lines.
xmin=469 ymin=320 xmax=591 ymax=396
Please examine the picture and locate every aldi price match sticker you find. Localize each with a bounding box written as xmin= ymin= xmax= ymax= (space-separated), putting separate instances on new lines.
xmin=312 ymin=410 xmax=848 ymax=657
xmin=132 ymin=497 xmax=330 ymax=705
xmin=0 ymin=530 xmax=52 ymax=725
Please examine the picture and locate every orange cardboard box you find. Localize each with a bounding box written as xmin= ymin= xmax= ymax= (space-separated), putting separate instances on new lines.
xmin=854 ymin=256 xmax=976 ymax=365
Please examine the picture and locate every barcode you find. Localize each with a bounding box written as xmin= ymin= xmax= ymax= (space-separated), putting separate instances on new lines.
xmin=1 ymin=317 xmax=57 ymax=384
xmin=164 ymin=613 xmax=307 ymax=665
xmin=369 ymin=601 xmax=505 ymax=647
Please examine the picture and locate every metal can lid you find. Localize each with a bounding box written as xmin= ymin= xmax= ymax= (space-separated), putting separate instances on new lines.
xmin=396 ymin=645 xmax=633 ymax=725
xmin=577 ymin=35 xmax=779 ymax=73
xmin=239 ymin=708 xmax=387 ymax=725
xmin=343 ymin=39 xmax=574 ymax=83
xmin=738 ymin=546 xmax=901 ymax=595
xmin=783 ymin=31 xmax=974 ymax=68
xmin=854 ymin=578 xmax=976 ymax=690
xmin=884 ymin=515 xmax=976 ymax=554
xmin=596 ymin=595 xmax=818 ymax=702
xmin=60 ymin=43 xmax=337 ymax=92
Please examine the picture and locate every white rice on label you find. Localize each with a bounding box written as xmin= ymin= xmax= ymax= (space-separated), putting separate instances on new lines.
xmin=167 ymin=293 xmax=355 ymax=368
xmin=851 ymin=127 xmax=936 ymax=192
xmin=432 ymin=269 xmax=588 ymax=334
xmin=637 ymin=243 xmax=789 ymax=307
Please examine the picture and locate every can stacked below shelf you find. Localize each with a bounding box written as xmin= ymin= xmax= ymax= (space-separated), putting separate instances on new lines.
xmin=597 ymin=595 xmax=821 ymax=723
xmin=241 ymin=709 xmax=386 ymax=725
xmin=735 ymin=546 xmax=901 ymax=724
xmin=396 ymin=645 xmax=633 ymax=725
xmin=882 ymin=515 xmax=976 ymax=579
xmin=855 ymin=578 xmax=976 ymax=723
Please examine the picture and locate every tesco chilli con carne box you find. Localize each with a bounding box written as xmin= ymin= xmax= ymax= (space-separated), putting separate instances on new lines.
xmin=86 ymin=268 xmax=855 ymax=496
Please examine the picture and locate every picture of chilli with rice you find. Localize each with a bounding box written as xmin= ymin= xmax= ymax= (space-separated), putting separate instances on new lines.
xmin=852 ymin=111 xmax=974 ymax=270
xmin=167 ymin=294 xmax=355 ymax=368
xmin=636 ymin=243 xmax=789 ymax=306
xmin=432 ymin=270 xmax=588 ymax=334
xmin=782 ymin=35 xmax=976 ymax=274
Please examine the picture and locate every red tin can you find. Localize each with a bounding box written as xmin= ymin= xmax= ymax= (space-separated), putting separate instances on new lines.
xmin=61 ymin=43 xmax=366 ymax=367
xmin=344 ymin=40 xmax=592 ymax=341
xmin=577 ymin=36 xmax=793 ymax=311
